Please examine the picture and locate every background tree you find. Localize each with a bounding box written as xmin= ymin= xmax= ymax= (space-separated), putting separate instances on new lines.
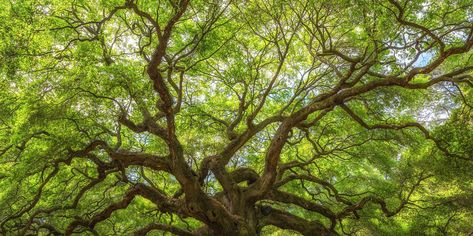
xmin=1 ymin=0 xmax=473 ymax=235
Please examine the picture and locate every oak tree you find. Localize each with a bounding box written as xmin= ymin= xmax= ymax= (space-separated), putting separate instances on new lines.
xmin=1 ymin=0 xmax=473 ymax=235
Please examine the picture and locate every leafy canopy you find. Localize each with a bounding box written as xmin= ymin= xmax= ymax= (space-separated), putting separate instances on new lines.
xmin=1 ymin=0 xmax=473 ymax=235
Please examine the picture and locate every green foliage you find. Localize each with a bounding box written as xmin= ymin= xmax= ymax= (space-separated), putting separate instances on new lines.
xmin=1 ymin=0 xmax=473 ymax=235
